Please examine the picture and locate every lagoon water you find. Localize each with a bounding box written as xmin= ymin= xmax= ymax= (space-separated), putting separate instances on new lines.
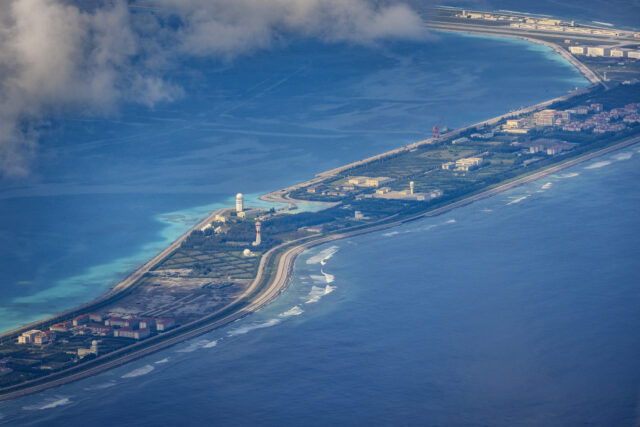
xmin=1 ymin=28 xmax=639 ymax=426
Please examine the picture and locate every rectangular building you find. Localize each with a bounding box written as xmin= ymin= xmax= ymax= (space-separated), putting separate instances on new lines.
xmin=534 ymin=109 xmax=557 ymax=126
xmin=156 ymin=318 xmax=176 ymax=331
xmin=586 ymin=46 xmax=610 ymax=57
xmin=73 ymin=314 xmax=90 ymax=326
xmin=49 ymin=321 xmax=73 ymax=332
xmin=33 ymin=331 xmax=56 ymax=345
xmin=114 ymin=328 xmax=150 ymax=340
xmin=17 ymin=330 xmax=42 ymax=344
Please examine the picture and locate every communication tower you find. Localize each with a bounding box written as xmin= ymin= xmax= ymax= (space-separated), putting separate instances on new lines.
xmin=252 ymin=220 xmax=262 ymax=246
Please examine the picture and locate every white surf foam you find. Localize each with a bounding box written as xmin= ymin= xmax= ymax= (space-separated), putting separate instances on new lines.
xmin=154 ymin=358 xmax=170 ymax=364
xmin=541 ymin=182 xmax=552 ymax=189
xmin=202 ymin=340 xmax=218 ymax=348
xmin=612 ymin=152 xmax=633 ymax=161
xmin=481 ymin=208 xmax=493 ymax=213
xmin=557 ymin=172 xmax=579 ymax=179
xmin=585 ymin=160 xmax=611 ymax=169
xmin=507 ymin=195 xmax=529 ymax=205
xmin=383 ymin=231 xmax=399 ymax=237
xmin=23 ymin=397 xmax=72 ymax=411
xmin=176 ymin=339 xmax=218 ymax=352
xmin=280 ymin=306 xmax=304 ymax=317
xmin=84 ymin=381 xmax=117 ymax=391
xmin=306 ymin=246 xmax=338 ymax=265
xmin=176 ymin=340 xmax=208 ymax=353
xmin=305 ymin=285 xmax=336 ymax=304
xmin=227 ymin=319 xmax=281 ymax=336
xmin=121 ymin=364 xmax=154 ymax=378
xmin=321 ymin=269 xmax=334 ymax=284
xmin=445 ymin=219 xmax=456 ymax=224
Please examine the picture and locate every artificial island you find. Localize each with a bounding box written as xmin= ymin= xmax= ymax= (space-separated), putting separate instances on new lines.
xmin=1 ymin=6 xmax=640 ymax=400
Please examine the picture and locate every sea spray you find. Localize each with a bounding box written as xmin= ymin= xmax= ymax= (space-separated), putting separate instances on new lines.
xmin=280 ymin=306 xmax=304 ymax=317
xmin=227 ymin=319 xmax=281 ymax=337
xmin=306 ymin=246 xmax=338 ymax=265
xmin=612 ymin=152 xmax=633 ymax=161
xmin=305 ymin=285 xmax=336 ymax=304
xmin=585 ymin=161 xmax=611 ymax=169
xmin=23 ymin=397 xmax=72 ymax=411
xmin=121 ymin=365 xmax=154 ymax=378
xmin=508 ymin=195 xmax=529 ymax=205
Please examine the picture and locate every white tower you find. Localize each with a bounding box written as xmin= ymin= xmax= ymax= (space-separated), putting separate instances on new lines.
xmin=252 ymin=220 xmax=261 ymax=246
xmin=236 ymin=193 xmax=243 ymax=213
xmin=409 ymin=181 xmax=414 ymax=195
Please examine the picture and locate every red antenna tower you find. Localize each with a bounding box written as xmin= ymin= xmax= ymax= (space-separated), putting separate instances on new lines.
xmin=433 ymin=116 xmax=444 ymax=139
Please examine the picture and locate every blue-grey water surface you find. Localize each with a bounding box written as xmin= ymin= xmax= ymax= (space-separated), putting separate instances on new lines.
xmin=1 ymin=17 xmax=640 ymax=427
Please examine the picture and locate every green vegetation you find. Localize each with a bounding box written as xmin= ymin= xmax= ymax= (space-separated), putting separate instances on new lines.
xmin=2 ymin=80 xmax=639 ymax=398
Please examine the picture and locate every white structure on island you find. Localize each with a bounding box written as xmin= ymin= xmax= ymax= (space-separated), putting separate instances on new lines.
xmin=252 ymin=220 xmax=261 ymax=246
xmin=409 ymin=181 xmax=414 ymax=195
xmin=236 ymin=193 xmax=244 ymax=213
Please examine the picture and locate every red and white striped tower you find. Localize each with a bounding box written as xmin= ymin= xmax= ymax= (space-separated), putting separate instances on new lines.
xmin=252 ymin=220 xmax=261 ymax=246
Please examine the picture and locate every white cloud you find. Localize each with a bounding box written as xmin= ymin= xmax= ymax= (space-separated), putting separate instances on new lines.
xmin=0 ymin=0 xmax=426 ymax=178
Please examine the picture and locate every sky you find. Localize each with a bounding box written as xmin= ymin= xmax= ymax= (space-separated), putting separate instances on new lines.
xmin=0 ymin=0 xmax=428 ymax=180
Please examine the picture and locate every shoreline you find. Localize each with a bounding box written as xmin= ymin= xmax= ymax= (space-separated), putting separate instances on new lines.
xmin=426 ymin=22 xmax=603 ymax=86
xmin=0 ymin=26 xmax=636 ymax=401
xmin=2 ymin=134 xmax=637 ymax=401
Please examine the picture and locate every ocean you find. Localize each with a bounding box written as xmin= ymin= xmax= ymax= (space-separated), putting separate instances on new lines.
xmin=1 ymin=14 xmax=639 ymax=427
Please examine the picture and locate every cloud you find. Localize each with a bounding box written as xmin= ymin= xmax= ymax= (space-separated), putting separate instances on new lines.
xmin=155 ymin=0 xmax=427 ymax=57
xmin=0 ymin=0 xmax=426 ymax=178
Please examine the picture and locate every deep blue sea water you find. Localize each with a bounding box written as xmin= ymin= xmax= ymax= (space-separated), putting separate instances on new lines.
xmin=1 ymin=142 xmax=639 ymax=426
xmin=1 ymin=10 xmax=639 ymax=425
xmin=0 ymin=32 xmax=587 ymax=332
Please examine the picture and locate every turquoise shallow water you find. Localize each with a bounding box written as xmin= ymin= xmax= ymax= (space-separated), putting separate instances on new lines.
xmin=1 ymin=143 xmax=638 ymax=427
xmin=0 ymin=33 xmax=587 ymax=332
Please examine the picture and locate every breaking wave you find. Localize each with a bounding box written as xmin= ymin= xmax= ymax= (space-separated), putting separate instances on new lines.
xmin=585 ymin=161 xmax=611 ymax=169
xmin=227 ymin=319 xmax=281 ymax=336
xmin=121 ymin=364 xmax=154 ymax=378
xmin=383 ymin=219 xmax=454 ymax=237
xmin=23 ymin=397 xmax=72 ymax=411
xmin=507 ymin=195 xmax=529 ymax=205
xmin=84 ymin=381 xmax=117 ymax=391
xmin=280 ymin=306 xmax=304 ymax=317
xmin=306 ymin=245 xmax=338 ymax=265
xmin=176 ymin=339 xmax=218 ymax=353
xmin=305 ymin=285 xmax=336 ymax=304
xmin=612 ymin=152 xmax=633 ymax=161
xmin=557 ymin=172 xmax=579 ymax=179
xmin=321 ymin=269 xmax=334 ymax=283
xmin=541 ymin=182 xmax=552 ymax=189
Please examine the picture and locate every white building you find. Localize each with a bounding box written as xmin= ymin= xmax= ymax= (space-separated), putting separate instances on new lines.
xmin=569 ymin=46 xmax=585 ymax=54
xmin=18 ymin=330 xmax=42 ymax=344
xmin=347 ymin=176 xmax=393 ymax=188
xmin=610 ymin=49 xmax=626 ymax=58
xmin=587 ymin=46 xmax=610 ymax=57
xmin=236 ymin=193 xmax=244 ymax=213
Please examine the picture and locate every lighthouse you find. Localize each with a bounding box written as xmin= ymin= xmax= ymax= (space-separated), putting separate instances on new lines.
xmin=252 ymin=220 xmax=262 ymax=246
xmin=409 ymin=181 xmax=414 ymax=195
